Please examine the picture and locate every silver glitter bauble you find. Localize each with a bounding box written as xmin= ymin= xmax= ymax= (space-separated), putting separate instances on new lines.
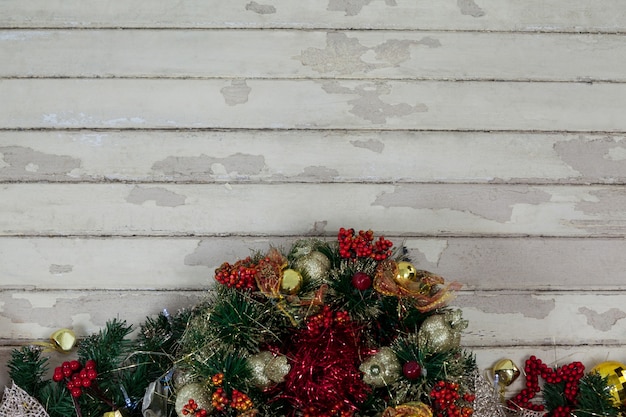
xmin=417 ymin=309 xmax=467 ymax=353
xmin=249 ymin=351 xmax=291 ymax=389
xmin=294 ymin=251 xmax=331 ymax=281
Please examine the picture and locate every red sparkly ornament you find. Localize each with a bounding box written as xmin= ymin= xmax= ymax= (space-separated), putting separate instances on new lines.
xmin=352 ymin=272 xmax=372 ymax=291
xmin=402 ymin=361 xmax=422 ymax=380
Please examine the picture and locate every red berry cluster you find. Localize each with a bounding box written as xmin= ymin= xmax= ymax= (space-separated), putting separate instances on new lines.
xmin=429 ymin=381 xmax=474 ymax=417
xmin=215 ymin=257 xmax=258 ymax=290
xmin=306 ymin=305 xmax=350 ymax=335
xmin=210 ymin=373 xmax=254 ymax=413
xmin=52 ymin=359 xmax=98 ymax=398
xmin=507 ymin=356 xmax=584 ymax=413
xmin=181 ymin=399 xmax=208 ymax=416
xmin=337 ymin=228 xmax=393 ymax=260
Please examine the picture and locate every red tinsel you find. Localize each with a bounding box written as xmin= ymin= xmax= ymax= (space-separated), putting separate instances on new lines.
xmin=280 ymin=306 xmax=371 ymax=417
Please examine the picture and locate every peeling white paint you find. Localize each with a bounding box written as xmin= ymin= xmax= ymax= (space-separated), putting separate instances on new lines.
xmin=404 ymin=239 xmax=449 ymax=265
xmin=0 ymin=152 xmax=8 ymax=169
xmin=25 ymin=163 xmax=39 ymax=172
xmin=11 ymin=292 xmax=78 ymax=308
xmin=605 ymin=146 xmax=626 ymax=161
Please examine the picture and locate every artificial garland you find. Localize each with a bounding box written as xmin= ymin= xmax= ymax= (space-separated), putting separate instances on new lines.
xmin=2 ymin=228 xmax=624 ymax=417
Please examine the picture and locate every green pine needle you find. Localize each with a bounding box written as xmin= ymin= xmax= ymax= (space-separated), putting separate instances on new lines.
xmin=8 ymin=345 xmax=49 ymax=397
xmin=575 ymin=372 xmax=620 ymax=417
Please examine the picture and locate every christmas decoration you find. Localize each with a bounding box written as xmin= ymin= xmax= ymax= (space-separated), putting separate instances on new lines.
xmin=590 ymin=361 xmax=626 ymax=406
xmin=0 ymin=382 xmax=49 ymax=417
xmin=4 ymin=227 xmax=624 ymax=417
xmin=491 ymin=359 xmax=520 ymax=401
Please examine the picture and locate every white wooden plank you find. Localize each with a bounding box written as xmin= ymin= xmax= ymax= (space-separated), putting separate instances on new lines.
xmin=3 ymin=130 xmax=624 ymax=184
xmin=1 ymin=0 xmax=625 ymax=32
xmin=2 ymin=237 xmax=626 ymax=291
xmin=1 ymin=290 xmax=625 ymax=347
xmin=1 ymin=183 xmax=625 ymax=237
xmin=1 ymin=79 xmax=625 ymax=131
xmin=2 ymin=30 xmax=625 ymax=82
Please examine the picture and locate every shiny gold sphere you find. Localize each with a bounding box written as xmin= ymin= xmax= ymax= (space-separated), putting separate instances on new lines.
xmin=492 ymin=359 xmax=520 ymax=387
xmin=395 ymin=261 xmax=417 ymax=285
xmin=280 ymin=269 xmax=303 ymax=295
xmin=591 ymin=361 xmax=626 ymax=406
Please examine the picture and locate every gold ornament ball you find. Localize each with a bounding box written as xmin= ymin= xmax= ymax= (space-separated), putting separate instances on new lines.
xmin=492 ymin=359 xmax=520 ymax=387
xmin=281 ymin=269 xmax=303 ymax=295
xmin=294 ymin=250 xmax=331 ymax=281
xmin=175 ymin=383 xmax=213 ymax=417
xmin=395 ymin=261 xmax=417 ymax=285
xmin=591 ymin=361 xmax=626 ymax=406
xmin=50 ymin=328 xmax=77 ymax=352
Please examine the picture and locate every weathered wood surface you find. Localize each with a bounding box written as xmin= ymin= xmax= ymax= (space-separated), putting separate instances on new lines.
xmin=2 ymin=0 xmax=626 ymax=395
xmin=2 ymin=237 xmax=625 ymax=291
xmin=2 ymin=79 xmax=625 ymax=131
xmin=1 ymin=0 xmax=625 ymax=32
xmin=3 ymin=30 xmax=625 ymax=82
xmin=2 ymin=131 xmax=624 ymax=184
xmin=2 ymin=183 xmax=626 ymax=237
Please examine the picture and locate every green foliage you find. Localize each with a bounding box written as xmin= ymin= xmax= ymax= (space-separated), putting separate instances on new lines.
xmin=575 ymin=372 xmax=620 ymax=417
xmin=8 ymin=345 xmax=49 ymax=397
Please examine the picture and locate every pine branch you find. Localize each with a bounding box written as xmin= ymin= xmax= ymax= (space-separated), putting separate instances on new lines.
xmin=7 ymin=345 xmax=48 ymax=396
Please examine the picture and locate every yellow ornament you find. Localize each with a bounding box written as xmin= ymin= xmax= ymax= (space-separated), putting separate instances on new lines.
xmin=492 ymin=359 xmax=520 ymax=387
xmin=103 ymin=411 xmax=127 ymax=417
xmin=382 ymin=401 xmax=433 ymax=417
xmin=36 ymin=328 xmax=77 ymax=353
xmin=280 ymin=269 xmax=303 ymax=295
xmin=591 ymin=361 xmax=626 ymax=406
xmin=395 ymin=261 xmax=417 ymax=285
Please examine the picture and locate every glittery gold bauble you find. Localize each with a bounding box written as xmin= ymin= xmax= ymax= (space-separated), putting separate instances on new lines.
xmin=249 ymin=351 xmax=291 ymax=389
xmin=591 ymin=361 xmax=626 ymax=406
xmin=394 ymin=261 xmax=417 ymax=286
xmin=382 ymin=401 xmax=433 ymax=417
xmin=360 ymin=347 xmax=401 ymax=387
xmin=492 ymin=359 xmax=520 ymax=387
xmin=280 ymin=269 xmax=303 ymax=295
xmin=417 ymin=310 xmax=466 ymax=353
xmin=294 ymin=250 xmax=331 ymax=281
xmin=50 ymin=328 xmax=76 ymax=352
xmin=175 ymin=383 xmax=212 ymax=417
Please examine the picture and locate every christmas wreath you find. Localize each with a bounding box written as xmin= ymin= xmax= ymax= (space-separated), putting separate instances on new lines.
xmin=3 ymin=228 xmax=623 ymax=417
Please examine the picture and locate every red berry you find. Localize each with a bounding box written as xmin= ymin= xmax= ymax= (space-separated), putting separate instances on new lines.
xmin=69 ymin=360 xmax=81 ymax=371
xmin=81 ymin=378 xmax=92 ymax=388
xmin=71 ymin=387 xmax=82 ymax=398
xmin=87 ymin=369 xmax=97 ymax=380
xmin=402 ymin=361 xmax=422 ymax=380
xmin=63 ymin=368 xmax=72 ymax=377
xmin=351 ymin=272 xmax=372 ymax=290
xmin=85 ymin=359 xmax=96 ymax=370
xmin=52 ymin=372 xmax=64 ymax=382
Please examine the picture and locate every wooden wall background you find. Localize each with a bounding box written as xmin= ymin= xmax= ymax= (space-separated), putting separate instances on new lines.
xmin=2 ymin=0 xmax=626 ymax=394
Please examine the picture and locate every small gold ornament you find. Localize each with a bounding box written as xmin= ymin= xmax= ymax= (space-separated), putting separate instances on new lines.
xmin=360 ymin=347 xmax=401 ymax=387
xmin=294 ymin=250 xmax=331 ymax=281
xmin=35 ymin=328 xmax=77 ymax=353
xmin=382 ymin=401 xmax=433 ymax=417
xmin=493 ymin=359 xmax=520 ymax=387
xmin=395 ymin=261 xmax=418 ymax=285
xmin=175 ymin=383 xmax=213 ymax=417
xmin=591 ymin=361 xmax=626 ymax=406
xmin=280 ymin=269 xmax=303 ymax=295
xmin=492 ymin=359 xmax=520 ymax=402
xmin=417 ymin=310 xmax=467 ymax=353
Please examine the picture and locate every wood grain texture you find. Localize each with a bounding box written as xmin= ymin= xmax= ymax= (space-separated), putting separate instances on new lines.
xmin=2 ymin=30 xmax=624 ymax=82
xmin=2 ymin=131 xmax=625 ymax=184
xmin=1 ymin=0 xmax=625 ymax=32
xmin=2 ymin=183 xmax=626 ymax=237
xmin=2 ymin=0 xmax=626 ymax=397
xmin=1 ymin=79 xmax=625 ymax=131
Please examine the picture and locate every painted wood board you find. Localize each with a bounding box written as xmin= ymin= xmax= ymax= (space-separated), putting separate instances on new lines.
xmin=1 ymin=290 xmax=625 ymax=347
xmin=2 ymin=237 xmax=626 ymax=291
xmin=2 ymin=131 xmax=624 ymax=184
xmin=1 ymin=79 xmax=624 ymax=131
xmin=2 ymin=30 xmax=624 ymax=82
xmin=1 ymin=183 xmax=625 ymax=237
xmin=1 ymin=0 xmax=625 ymax=32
